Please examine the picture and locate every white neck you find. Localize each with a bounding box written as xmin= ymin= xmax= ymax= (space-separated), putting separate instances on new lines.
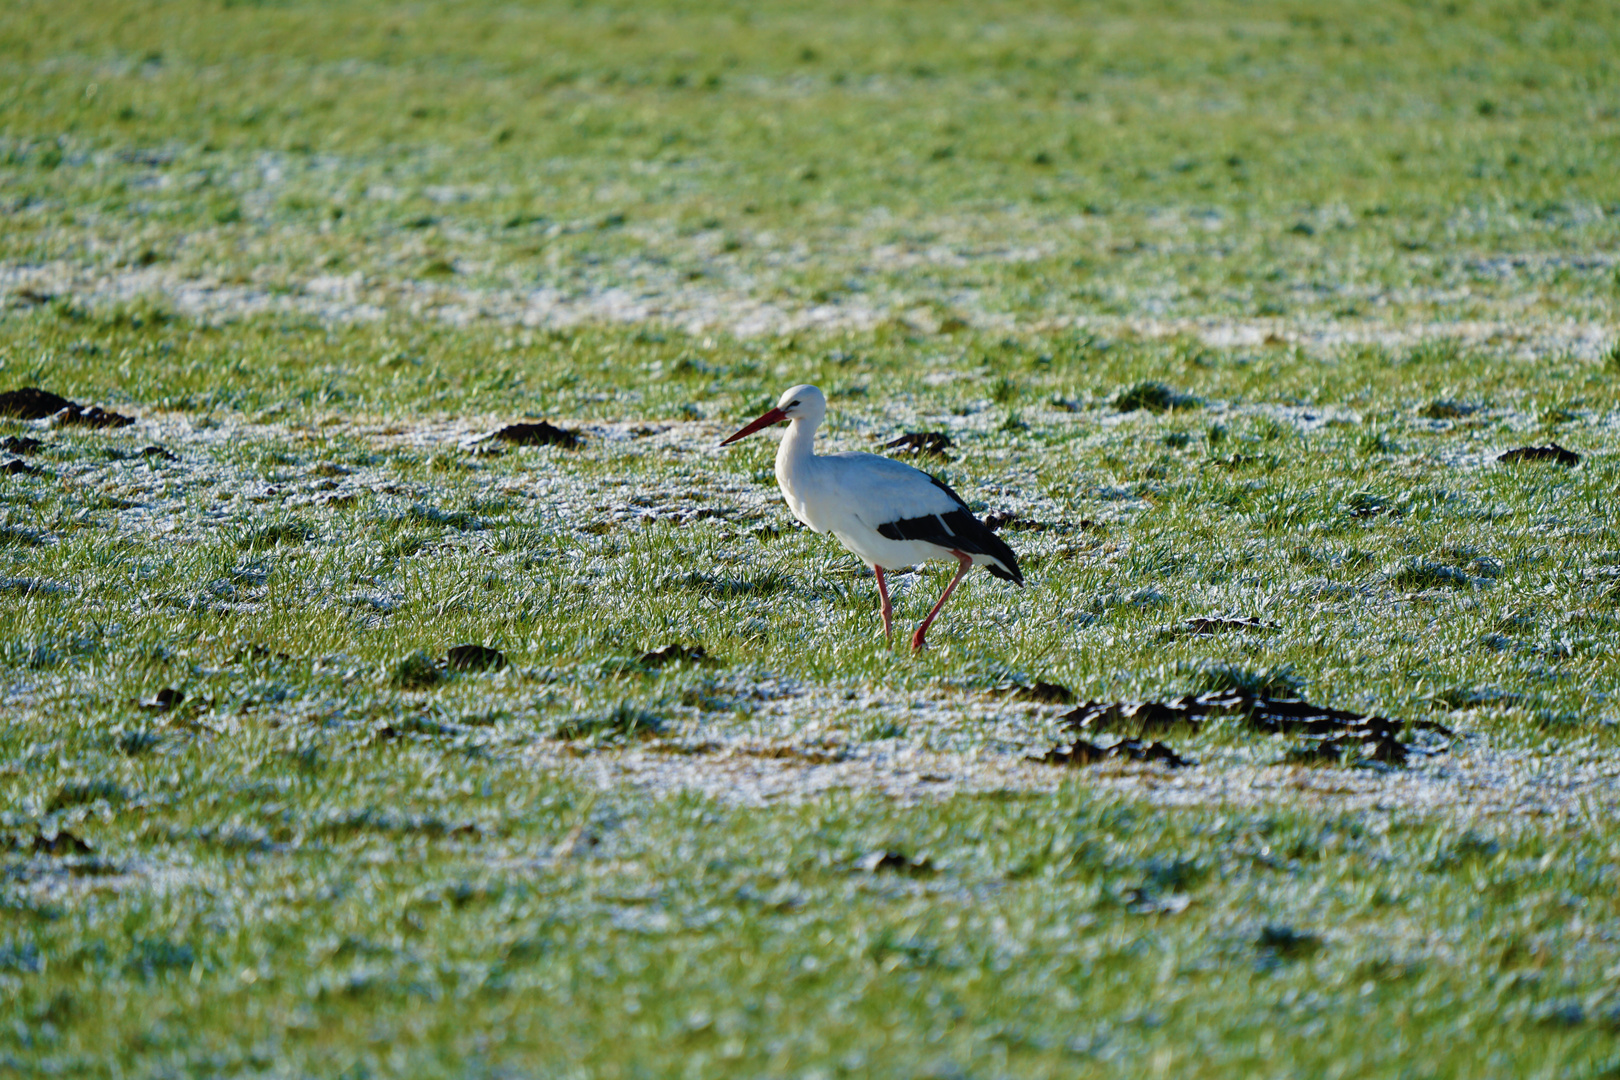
xmin=775 ymin=415 xmax=818 ymax=486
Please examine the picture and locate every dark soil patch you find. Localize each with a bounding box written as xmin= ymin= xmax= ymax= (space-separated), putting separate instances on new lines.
xmin=138 ymin=687 xmax=185 ymax=711
xmin=10 ymin=287 xmax=56 ymax=307
xmin=0 ymin=387 xmax=73 ymax=419
xmin=445 ymin=643 xmax=507 ymax=672
xmin=987 ymin=681 xmax=1074 ymax=704
xmin=856 ymin=850 xmax=937 ymax=876
xmin=53 ymin=403 xmax=135 ymax=428
xmin=1058 ymin=690 xmax=1452 ymax=765
xmin=1498 ymin=443 xmax=1579 ymax=467
xmin=1256 ymin=925 xmax=1323 ymax=961
xmin=1032 ymin=737 xmax=1193 ymax=768
xmin=489 ymin=421 xmax=581 ymax=448
xmin=639 ymin=643 xmax=707 ymax=668
xmin=1 ymin=435 xmax=43 ymax=454
xmin=31 ymin=831 xmax=93 ymax=856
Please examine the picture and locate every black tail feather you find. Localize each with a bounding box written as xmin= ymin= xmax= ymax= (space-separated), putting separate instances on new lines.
xmin=986 ymin=559 xmax=1023 ymax=586
xmin=877 ymin=508 xmax=1023 ymax=585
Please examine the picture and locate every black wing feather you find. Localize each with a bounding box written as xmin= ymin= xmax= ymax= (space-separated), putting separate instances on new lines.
xmin=875 ymin=478 xmax=1024 ymax=587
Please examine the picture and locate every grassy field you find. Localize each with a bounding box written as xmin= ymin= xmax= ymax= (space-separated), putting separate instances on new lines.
xmin=2 ymin=2 xmax=1620 ymax=1077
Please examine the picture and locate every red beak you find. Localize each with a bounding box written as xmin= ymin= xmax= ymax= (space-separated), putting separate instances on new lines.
xmin=719 ymin=406 xmax=788 ymax=446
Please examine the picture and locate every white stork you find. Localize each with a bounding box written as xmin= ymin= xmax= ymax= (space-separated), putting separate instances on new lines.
xmin=720 ymin=384 xmax=1022 ymax=650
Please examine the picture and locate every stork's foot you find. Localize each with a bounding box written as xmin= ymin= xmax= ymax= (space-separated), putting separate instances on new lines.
xmin=908 ymin=551 xmax=972 ymax=654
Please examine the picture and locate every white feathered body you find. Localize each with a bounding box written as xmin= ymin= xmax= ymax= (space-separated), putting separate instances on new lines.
xmin=773 ymin=410 xmax=1020 ymax=582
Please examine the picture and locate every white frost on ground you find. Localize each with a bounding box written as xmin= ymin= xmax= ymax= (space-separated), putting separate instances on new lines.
xmin=5 ymin=383 xmax=1615 ymax=827
xmin=533 ymin=721 xmax=1620 ymax=823
xmin=513 ymin=672 xmax=1620 ymax=824
xmin=3 ymin=259 xmax=1615 ymax=360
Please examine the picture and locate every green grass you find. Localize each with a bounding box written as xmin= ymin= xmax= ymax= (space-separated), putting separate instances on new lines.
xmin=7 ymin=765 xmax=1620 ymax=1077
xmin=3 ymin=2 xmax=1620 ymax=1078
xmin=2 ymin=0 xmax=1618 ymax=327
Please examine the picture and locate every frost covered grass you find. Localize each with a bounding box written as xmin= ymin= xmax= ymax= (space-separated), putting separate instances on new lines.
xmin=2 ymin=310 xmax=1619 ymax=1077
xmin=3 ymin=1 xmax=1620 ymax=1077
xmin=2 ymin=0 xmax=1618 ymax=332
xmin=7 ymin=769 xmax=1620 ymax=1078
xmin=2 ymin=307 xmax=1617 ymax=728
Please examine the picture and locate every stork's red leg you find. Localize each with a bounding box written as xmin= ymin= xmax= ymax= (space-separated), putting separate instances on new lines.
xmin=911 ymin=551 xmax=973 ymax=651
xmin=873 ymin=565 xmax=893 ymax=641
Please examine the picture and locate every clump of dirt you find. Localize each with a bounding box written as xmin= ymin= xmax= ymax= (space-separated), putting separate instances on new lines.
xmin=1057 ymin=690 xmax=1452 ymax=765
xmin=1256 ymin=925 xmax=1323 ymax=961
xmin=1498 ymin=444 xmax=1579 ymax=467
xmin=0 ymin=387 xmax=73 ymax=419
xmin=31 ymin=831 xmax=93 ymax=856
xmin=639 ymin=644 xmax=707 ymax=668
xmin=487 ymin=421 xmax=581 ymax=448
xmin=0 ymin=387 xmax=135 ymax=427
xmin=138 ymin=687 xmax=185 ymax=711
xmin=987 ymin=681 xmax=1074 ymax=704
xmin=1032 ymin=737 xmax=1193 ymax=768
xmin=1 ymin=435 xmax=43 ymax=453
xmin=9 ymin=287 xmax=55 ymax=307
xmin=883 ymin=431 xmax=953 ymax=459
xmin=445 ymin=643 xmax=507 ymax=672
xmin=855 ymin=850 xmax=937 ymax=876
xmin=53 ymin=403 xmax=135 ymax=428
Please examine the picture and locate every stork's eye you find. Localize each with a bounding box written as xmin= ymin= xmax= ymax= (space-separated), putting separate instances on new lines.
xmin=787 ymin=399 xmax=800 ymax=408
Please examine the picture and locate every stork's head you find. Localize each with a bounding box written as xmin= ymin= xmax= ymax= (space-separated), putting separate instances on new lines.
xmin=719 ymin=384 xmax=826 ymax=446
